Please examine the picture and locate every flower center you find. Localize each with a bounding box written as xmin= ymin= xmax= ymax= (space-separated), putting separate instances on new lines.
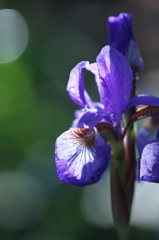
xmin=71 ymin=128 xmax=95 ymax=147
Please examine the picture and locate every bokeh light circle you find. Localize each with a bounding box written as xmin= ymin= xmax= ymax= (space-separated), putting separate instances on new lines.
xmin=0 ymin=9 xmax=29 ymax=63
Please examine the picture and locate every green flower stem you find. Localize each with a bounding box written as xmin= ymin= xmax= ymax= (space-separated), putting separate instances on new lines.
xmin=111 ymin=142 xmax=130 ymax=240
xmin=110 ymin=124 xmax=136 ymax=240
xmin=124 ymin=125 xmax=136 ymax=211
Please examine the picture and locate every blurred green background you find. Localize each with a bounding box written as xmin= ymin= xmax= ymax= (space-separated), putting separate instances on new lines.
xmin=0 ymin=0 xmax=159 ymax=239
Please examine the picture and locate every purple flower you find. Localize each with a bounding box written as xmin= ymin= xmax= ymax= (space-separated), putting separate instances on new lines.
xmin=136 ymin=125 xmax=157 ymax=181
xmin=137 ymin=120 xmax=159 ymax=182
xmin=140 ymin=135 xmax=159 ymax=183
xmin=55 ymin=45 xmax=159 ymax=186
xmin=108 ymin=13 xmax=143 ymax=71
xmin=55 ymin=128 xmax=111 ymax=186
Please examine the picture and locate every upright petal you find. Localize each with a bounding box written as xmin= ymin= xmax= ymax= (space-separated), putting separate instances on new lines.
xmin=108 ymin=13 xmax=143 ymax=71
xmin=140 ymin=140 xmax=159 ymax=183
xmin=67 ymin=61 xmax=89 ymax=107
xmin=96 ymin=45 xmax=133 ymax=135
xmin=67 ymin=61 xmax=102 ymax=109
xmin=55 ymin=128 xmax=111 ymax=186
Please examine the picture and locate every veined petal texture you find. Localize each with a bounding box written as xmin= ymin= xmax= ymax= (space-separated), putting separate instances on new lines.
xmin=55 ymin=128 xmax=111 ymax=186
xmin=140 ymin=140 xmax=159 ymax=183
xmin=96 ymin=45 xmax=133 ymax=131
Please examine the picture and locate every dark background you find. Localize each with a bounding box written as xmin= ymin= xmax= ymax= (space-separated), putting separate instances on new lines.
xmin=0 ymin=0 xmax=159 ymax=239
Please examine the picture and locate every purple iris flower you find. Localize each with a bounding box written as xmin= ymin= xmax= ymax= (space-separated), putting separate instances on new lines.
xmin=136 ymin=123 xmax=157 ymax=181
xmin=137 ymin=117 xmax=159 ymax=183
xmin=108 ymin=13 xmax=143 ymax=71
xmin=55 ymin=45 xmax=159 ymax=186
xmin=140 ymin=129 xmax=159 ymax=183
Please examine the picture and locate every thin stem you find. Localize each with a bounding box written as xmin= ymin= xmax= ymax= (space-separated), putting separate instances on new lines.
xmin=110 ymin=143 xmax=130 ymax=240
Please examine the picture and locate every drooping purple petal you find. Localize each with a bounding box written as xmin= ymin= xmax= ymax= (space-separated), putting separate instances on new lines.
xmin=55 ymin=128 xmax=111 ymax=186
xmin=108 ymin=13 xmax=143 ymax=71
xmin=126 ymin=94 xmax=159 ymax=111
xmin=96 ymin=45 xmax=133 ymax=135
xmin=140 ymin=140 xmax=159 ymax=183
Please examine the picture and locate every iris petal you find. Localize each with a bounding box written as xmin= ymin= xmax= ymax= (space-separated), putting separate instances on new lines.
xmin=126 ymin=94 xmax=159 ymax=111
xmin=108 ymin=13 xmax=133 ymax=55
xmin=76 ymin=108 xmax=107 ymax=128
xmin=67 ymin=61 xmax=102 ymax=108
xmin=140 ymin=140 xmax=159 ymax=183
xmin=67 ymin=61 xmax=89 ymax=107
xmin=96 ymin=45 xmax=133 ymax=133
xmin=108 ymin=13 xmax=143 ymax=70
xmin=55 ymin=128 xmax=111 ymax=186
xmin=73 ymin=102 xmax=105 ymax=127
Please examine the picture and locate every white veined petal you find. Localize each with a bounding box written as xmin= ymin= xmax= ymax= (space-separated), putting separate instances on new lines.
xmin=55 ymin=128 xmax=111 ymax=186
